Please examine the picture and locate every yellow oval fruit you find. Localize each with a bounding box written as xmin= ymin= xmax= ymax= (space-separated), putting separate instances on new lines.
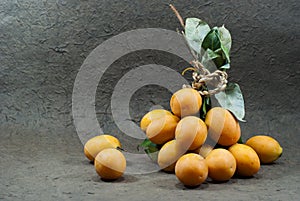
xmin=205 ymin=107 xmax=241 ymax=146
xmin=175 ymin=116 xmax=208 ymax=151
xmin=245 ymin=135 xmax=283 ymax=164
xmin=84 ymin=135 xmax=121 ymax=161
xmin=94 ymin=148 xmax=126 ymax=180
xmin=157 ymin=140 xmax=183 ymax=172
xmin=170 ymin=88 xmax=202 ymax=118
xmin=229 ymin=144 xmax=260 ymax=177
xmin=146 ymin=114 xmax=179 ymax=144
xmin=175 ymin=153 xmax=208 ymax=187
xmin=205 ymin=148 xmax=236 ymax=181
xmin=140 ymin=109 xmax=173 ymax=131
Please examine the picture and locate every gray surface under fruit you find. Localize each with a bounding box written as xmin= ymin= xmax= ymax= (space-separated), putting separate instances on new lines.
xmin=1 ymin=0 xmax=299 ymax=200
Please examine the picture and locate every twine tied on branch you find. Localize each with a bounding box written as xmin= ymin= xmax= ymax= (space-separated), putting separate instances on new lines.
xmin=183 ymin=60 xmax=228 ymax=96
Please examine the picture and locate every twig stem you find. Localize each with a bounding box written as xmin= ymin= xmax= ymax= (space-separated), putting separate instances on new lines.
xmin=169 ymin=4 xmax=185 ymax=28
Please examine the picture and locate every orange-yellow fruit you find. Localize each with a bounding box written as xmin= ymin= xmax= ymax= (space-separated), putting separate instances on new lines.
xmin=229 ymin=144 xmax=260 ymax=177
xmin=146 ymin=114 xmax=179 ymax=144
xmin=205 ymin=107 xmax=241 ymax=146
xmin=175 ymin=153 xmax=208 ymax=187
xmin=170 ymin=88 xmax=202 ymax=118
xmin=246 ymin=135 xmax=283 ymax=164
xmin=175 ymin=116 xmax=208 ymax=151
xmin=157 ymin=140 xmax=183 ymax=172
xmin=84 ymin=135 xmax=121 ymax=161
xmin=94 ymin=148 xmax=126 ymax=180
xmin=205 ymin=148 xmax=236 ymax=181
xmin=140 ymin=109 xmax=173 ymax=131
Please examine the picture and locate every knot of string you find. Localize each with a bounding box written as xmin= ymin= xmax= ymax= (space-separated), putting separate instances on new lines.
xmin=183 ymin=60 xmax=228 ymax=96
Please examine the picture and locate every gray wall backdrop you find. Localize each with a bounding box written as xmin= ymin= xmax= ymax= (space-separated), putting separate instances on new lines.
xmin=1 ymin=0 xmax=299 ymax=151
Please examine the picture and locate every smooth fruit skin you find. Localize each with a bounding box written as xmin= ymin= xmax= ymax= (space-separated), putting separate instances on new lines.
xmin=175 ymin=116 xmax=208 ymax=151
xmin=140 ymin=109 xmax=173 ymax=131
xmin=205 ymin=107 xmax=241 ymax=146
xmin=205 ymin=148 xmax=236 ymax=181
xmin=229 ymin=144 xmax=260 ymax=177
xmin=175 ymin=153 xmax=208 ymax=187
xmin=246 ymin=135 xmax=283 ymax=164
xmin=94 ymin=148 xmax=126 ymax=180
xmin=170 ymin=88 xmax=202 ymax=118
xmin=84 ymin=135 xmax=121 ymax=161
xmin=157 ymin=140 xmax=183 ymax=172
xmin=146 ymin=114 xmax=179 ymax=144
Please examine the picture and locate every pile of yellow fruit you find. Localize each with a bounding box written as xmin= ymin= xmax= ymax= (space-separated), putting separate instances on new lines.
xmin=83 ymin=87 xmax=283 ymax=187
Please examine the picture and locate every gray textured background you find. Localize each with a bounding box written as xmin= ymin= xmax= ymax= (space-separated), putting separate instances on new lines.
xmin=1 ymin=0 xmax=299 ymax=200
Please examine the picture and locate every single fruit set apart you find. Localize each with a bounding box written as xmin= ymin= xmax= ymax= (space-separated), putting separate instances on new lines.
xmin=84 ymin=134 xmax=126 ymax=181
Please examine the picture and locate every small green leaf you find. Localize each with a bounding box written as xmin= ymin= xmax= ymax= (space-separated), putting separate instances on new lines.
xmin=144 ymin=147 xmax=159 ymax=162
xmin=138 ymin=138 xmax=160 ymax=162
xmin=206 ymin=48 xmax=221 ymax=60
xmin=218 ymin=25 xmax=232 ymax=62
xmin=237 ymin=136 xmax=243 ymax=144
xmin=202 ymin=27 xmax=229 ymax=69
xmin=202 ymin=27 xmax=221 ymax=51
xmin=201 ymin=48 xmax=221 ymax=72
xmin=220 ymin=63 xmax=230 ymax=70
xmin=212 ymin=54 xmax=226 ymax=68
xmin=215 ymin=83 xmax=246 ymax=122
xmin=220 ymin=44 xmax=230 ymax=63
xmin=201 ymin=26 xmax=232 ymax=69
xmin=185 ymin=18 xmax=211 ymax=54
xmin=139 ymin=138 xmax=155 ymax=148
xmin=200 ymin=95 xmax=212 ymax=120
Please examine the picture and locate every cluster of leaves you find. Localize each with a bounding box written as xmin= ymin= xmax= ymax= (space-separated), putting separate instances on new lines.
xmin=184 ymin=18 xmax=245 ymax=121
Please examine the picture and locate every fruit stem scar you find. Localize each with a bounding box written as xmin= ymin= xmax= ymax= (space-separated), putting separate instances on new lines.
xmin=117 ymin=147 xmax=127 ymax=152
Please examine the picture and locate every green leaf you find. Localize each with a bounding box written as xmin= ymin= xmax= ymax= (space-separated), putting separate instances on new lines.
xmin=200 ymin=95 xmax=212 ymax=120
xmin=218 ymin=25 xmax=232 ymax=62
xmin=213 ymin=55 xmax=226 ymax=68
xmin=202 ymin=27 xmax=221 ymax=51
xmin=206 ymin=48 xmax=221 ymax=60
xmin=201 ymin=26 xmax=232 ymax=69
xmin=201 ymin=48 xmax=221 ymax=72
xmin=185 ymin=18 xmax=211 ymax=54
xmin=145 ymin=147 xmax=159 ymax=162
xmin=202 ymin=28 xmax=226 ymax=69
xmin=139 ymin=138 xmax=155 ymax=148
xmin=237 ymin=136 xmax=243 ymax=144
xmin=215 ymin=83 xmax=246 ymax=122
xmin=220 ymin=63 xmax=230 ymax=70
xmin=138 ymin=138 xmax=160 ymax=162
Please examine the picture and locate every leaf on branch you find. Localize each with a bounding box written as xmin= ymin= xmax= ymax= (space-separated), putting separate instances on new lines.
xmin=218 ymin=25 xmax=232 ymax=63
xmin=220 ymin=63 xmax=230 ymax=70
xmin=201 ymin=48 xmax=221 ymax=72
xmin=185 ymin=18 xmax=211 ymax=54
xmin=200 ymin=95 xmax=212 ymax=120
xmin=215 ymin=83 xmax=246 ymax=122
xmin=139 ymin=138 xmax=155 ymax=148
xmin=200 ymin=26 xmax=232 ymax=70
xmin=138 ymin=138 xmax=160 ymax=161
xmin=202 ymin=27 xmax=221 ymax=51
xmin=206 ymin=48 xmax=221 ymax=60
